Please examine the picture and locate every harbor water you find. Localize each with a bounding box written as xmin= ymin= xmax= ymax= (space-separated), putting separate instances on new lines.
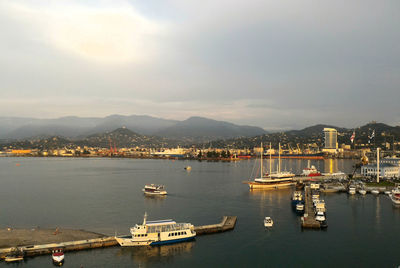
xmin=0 ymin=157 xmax=399 ymax=267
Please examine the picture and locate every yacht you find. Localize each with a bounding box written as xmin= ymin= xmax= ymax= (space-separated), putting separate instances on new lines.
xmin=116 ymin=213 xmax=196 ymax=246
xmin=244 ymin=143 xmax=295 ymax=189
xmin=358 ymin=189 xmax=367 ymax=195
xmin=291 ymin=191 xmax=303 ymax=207
xmin=295 ymin=203 xmax=304 ymax=215
xmin=143 ymin=184 xmax=167 ymax=196
xmin=390 ymin=187 xmax=400 ymax=205
xmin=348 ymin=186 xmax=356 ymax=195
xmin=315 ymin=211 xmax=326 ymax=222
xmin=371 ymin=190 xmax=380 ymax=195
xmin=264 ymin=217 xmax=273 ymax=227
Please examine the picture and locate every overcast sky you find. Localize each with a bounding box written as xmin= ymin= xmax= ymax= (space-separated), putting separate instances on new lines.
xmin=1 ymin=0 xmax=399 ymax=130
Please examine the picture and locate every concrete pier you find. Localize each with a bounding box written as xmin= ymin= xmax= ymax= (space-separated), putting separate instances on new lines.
xmin=194 ymin=216 xmax=237 ymax=235
xmin=0 ymin=216 xmax=237 ymax=259
xmin=301 ymin=186 xmax=321 ymax=229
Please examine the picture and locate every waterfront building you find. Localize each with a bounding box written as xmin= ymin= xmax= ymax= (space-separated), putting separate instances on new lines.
xmin=380 ymin=156 xmax=400 ymax=166
xmin=323 ymin=128 xmax=338 ymax=149
xmin=322 ymin=128 xmax=338 ymax=154
xmin=361 ymin=163 xmax=399 ymax=178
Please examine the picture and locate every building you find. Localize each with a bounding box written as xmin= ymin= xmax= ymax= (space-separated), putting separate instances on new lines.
xmin=361 ymin=163 xmax=399 ymax=178
xmin=322 ymin=128 xmax=338 ymax=154
xmin=323 ymin=128 xmax=338 ymax=149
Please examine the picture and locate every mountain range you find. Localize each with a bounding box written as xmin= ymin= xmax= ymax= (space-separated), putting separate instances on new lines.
xmin=1 ymin=116 xmax=399 ymax=150
xmin=0 ymin=115 xmax=266 ymax=142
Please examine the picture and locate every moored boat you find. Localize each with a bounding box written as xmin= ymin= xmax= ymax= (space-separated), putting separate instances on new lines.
xmin=143 ymin=184 xmax=167 ymax=195
xmin=4 ymin=248 xmax=24 ymax=263
xmin=52 ymin=248 xmax=65 ymax=266
xmin=244 ymin=143 xmax=295 ymax=189
xmin=295 ymin=203 xmax=304 ymax=215
xmin=301 ymin=165 xmax=322 ymax=177
xmin=116 ymin=213 xmax=196 ymax=246
xmin=358 ymin=189 xmax=367 ymax=195
xmin=390 ymin=187 xmax=400 ymax=205
xmin=371 ymin=190 xmax=380 ymax=195
xmin=4 ymin=255 xmax=24 ymax=263
xmin=348 ymin=186 xmax=356 ymax=195
xmin=291 ymin=191 xmax=303 ymax=207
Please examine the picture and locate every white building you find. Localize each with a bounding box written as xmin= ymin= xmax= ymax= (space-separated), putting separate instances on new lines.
xmin=361 ymin=163 xmax=399 ymax=178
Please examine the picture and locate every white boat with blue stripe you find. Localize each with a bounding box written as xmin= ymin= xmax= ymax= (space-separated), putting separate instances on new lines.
xmin=116 ymin=213 xmax=196 ymax=246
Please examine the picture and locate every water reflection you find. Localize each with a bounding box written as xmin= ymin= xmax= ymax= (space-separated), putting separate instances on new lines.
xmin=248 ymin=188 xmax=293 ymax=208
xmin=117 ymin=241 xmax=194 ymax=266
xmin=143 ymin=195 xmax=167 ymax=204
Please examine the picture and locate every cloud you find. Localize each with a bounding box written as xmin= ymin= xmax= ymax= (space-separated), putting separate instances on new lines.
xmin=0 ymin=0 xmax=399 ymax=130
xmin=1 ymin=1 xmax=167 ymax=63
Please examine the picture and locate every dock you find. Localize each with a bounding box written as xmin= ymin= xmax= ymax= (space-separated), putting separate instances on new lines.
xmin=0 ymin=228 xmax=117 ymax=258
xmin=301 ymin=186 xmax=321 ymax=229
xmin=194 ymin=216 xmax=237 ymax=235
xmin=0 ymin=216 xmax=237 ymax=259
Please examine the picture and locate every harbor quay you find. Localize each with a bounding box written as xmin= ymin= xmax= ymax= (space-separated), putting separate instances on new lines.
xmin=0 ymin=216 xmax=236 ymax=260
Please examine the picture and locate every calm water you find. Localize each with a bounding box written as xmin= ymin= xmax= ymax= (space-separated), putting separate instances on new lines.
xmin=0 ymin=157 xmax=399 ymax=267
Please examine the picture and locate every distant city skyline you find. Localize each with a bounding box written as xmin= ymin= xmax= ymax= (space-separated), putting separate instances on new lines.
xmin=1 ymin=0 xmax=399 ymax=130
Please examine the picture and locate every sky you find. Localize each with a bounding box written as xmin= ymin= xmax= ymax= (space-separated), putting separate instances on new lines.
xmin=0 ymin=0 xmax=399 ymax=131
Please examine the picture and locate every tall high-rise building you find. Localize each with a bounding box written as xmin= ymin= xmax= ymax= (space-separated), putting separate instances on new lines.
xmin=323 ymin=128 xmax=338 ymax=149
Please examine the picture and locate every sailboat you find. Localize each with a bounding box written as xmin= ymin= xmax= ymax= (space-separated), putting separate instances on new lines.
xmin=244 ymin=143 xmax=295 ymax=189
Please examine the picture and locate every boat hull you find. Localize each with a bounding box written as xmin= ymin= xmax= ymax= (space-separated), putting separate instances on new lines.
xmin=143 ymin=191 xmax=167 ymax=196
xmin=246 ymin=181 xmax=295 ymax=189
xmin=116 ymin=235 xmax=195 ymax=247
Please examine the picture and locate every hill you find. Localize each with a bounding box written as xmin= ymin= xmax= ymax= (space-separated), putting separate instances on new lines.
xmin=155 ymin=116 xmax=266 ymax=143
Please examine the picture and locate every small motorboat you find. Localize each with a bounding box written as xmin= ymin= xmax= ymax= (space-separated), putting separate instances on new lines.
xmin=371 ymin=190 xmax=380 ymax=195
xmin=359 ymin=189 xmax=367 ymax=195
xmin=4 ymin=255 xmax=24 ymax=263
xmin=348 ymin=186 xmax=356 ymax=195
xmin=385 ymin=190 xmax=391 ymax=195
xmin=315 ymin=211 xmax=326 ymax=222
xmin=295 ymin=203 xmax=304 ymax=215
xmin=4 ymin=248 xmax=24 ymax=263
xmin=264 ymin=217 xmax=273 ymax=227
xmin=142 ymin=184 xmax=167 ymax=195
xmin=52 ymin=248 xmax=65 ymax=266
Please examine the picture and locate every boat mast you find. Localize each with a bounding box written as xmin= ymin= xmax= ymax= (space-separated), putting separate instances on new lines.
xmin=269 ymin=142 xmax=272 ymax=175
xmin=143 ymin=212 xmax=147 ymax=225
xmin=260 ymin=142 xmax=263 ymax=178
xmin=278 ymin=142 xmax=281 ymax=173
xmin=377 ymin=147 xmax=380 ymax=183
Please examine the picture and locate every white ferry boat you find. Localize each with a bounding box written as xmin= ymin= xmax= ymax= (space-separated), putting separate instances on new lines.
xmin=142 ymin=184 xmax=167 ymax=196
xmin=116 ymin=213 xmax=196 ymax=246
